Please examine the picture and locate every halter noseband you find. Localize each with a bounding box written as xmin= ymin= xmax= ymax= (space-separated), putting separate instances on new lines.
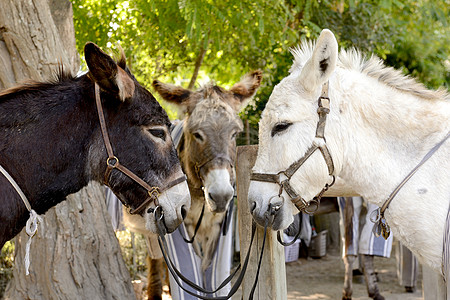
xmin=250 ymin=81 xmax=335 ymax=213
xmin=95 ymin=83 xmax=187 ymax=215
xmin=194 ymin=153 xmax=234 ymax=181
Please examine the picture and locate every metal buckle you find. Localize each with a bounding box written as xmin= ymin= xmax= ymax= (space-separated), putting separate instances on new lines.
xmin=148 ymin=187 xmax=160 ymax=199
xmin=318 ymin=97 xmax=330 ymax=112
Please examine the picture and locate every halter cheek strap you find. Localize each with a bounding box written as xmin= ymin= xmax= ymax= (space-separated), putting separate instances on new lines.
xmin=94 ymin=83 xmax=187 ymax=215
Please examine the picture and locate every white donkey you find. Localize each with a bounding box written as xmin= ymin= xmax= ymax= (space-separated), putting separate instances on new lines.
xmin=248 ymin=29 xmax=450 ymax=298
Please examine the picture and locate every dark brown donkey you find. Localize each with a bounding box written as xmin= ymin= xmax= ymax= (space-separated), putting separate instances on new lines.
xmin=0 ymin=43 xmax=190 ymax=248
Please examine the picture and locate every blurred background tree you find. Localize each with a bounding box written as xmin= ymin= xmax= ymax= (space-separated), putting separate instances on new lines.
xmin=72 ymin=0 xmax=449 ymax=142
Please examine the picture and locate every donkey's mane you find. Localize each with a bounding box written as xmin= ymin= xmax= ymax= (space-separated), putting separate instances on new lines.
xmin=0 ymin=68 xmax=77 ymax=98
xmin=0 ymin=48 xmax=130 ymax=99
xmin=290 ymin=40 xmax=449 ymax=101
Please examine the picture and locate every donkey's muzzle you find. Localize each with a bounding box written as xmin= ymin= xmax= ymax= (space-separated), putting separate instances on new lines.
xmin=153 ymin=179 xmax=191 ymax=233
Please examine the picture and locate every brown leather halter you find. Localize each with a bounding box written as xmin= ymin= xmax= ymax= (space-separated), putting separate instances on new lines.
xmin=250 ymin=82 xmax=335 ymax=214
xmin=194 ymin=153 xmax=234 ymax=182
xmin=94 ymin=83 xmax=187 ymax=215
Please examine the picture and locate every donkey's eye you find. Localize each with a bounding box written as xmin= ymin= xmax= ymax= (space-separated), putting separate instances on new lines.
xmin=148 ymin=129 xmax=166 ymax=140
xmin=231 ymin=131 xmax=237 ymax=139
xmin=193 ymin=132 xmax=204 ymax=142
xmin=271 ymin=122 xmax=292 ymax=137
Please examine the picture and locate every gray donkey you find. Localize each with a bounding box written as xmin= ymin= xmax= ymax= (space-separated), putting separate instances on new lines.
xmin=124 ymin=70 xmax=262 ymax=299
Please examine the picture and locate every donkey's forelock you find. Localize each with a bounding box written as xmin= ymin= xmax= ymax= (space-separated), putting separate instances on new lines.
xmin=196 ymin=84 xmax=232 ymax=103
xmin=187 ymin=85 xmax=242 ymax=127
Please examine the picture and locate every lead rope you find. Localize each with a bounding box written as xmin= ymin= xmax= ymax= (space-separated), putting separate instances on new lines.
xmin=156 ymin=206 xmax=268 ymax=299
xmin=372 ymin=131 xmax=450 ymax=240
xmin=178 ymin=203 xmax=205 ymax=243
xmin=443 ymin=205 xmax=450 ymax=286
xmin=0 ymin=164 xmax=42 ymax=275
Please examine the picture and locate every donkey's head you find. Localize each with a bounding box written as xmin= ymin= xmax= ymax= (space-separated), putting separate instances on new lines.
xmin=153 ymin=71 xmax=262 ymax=213
xmin=84 ymin=43 xmax=190 ymax=233
xmin=248 ymin=30 xmax=339 ymax=230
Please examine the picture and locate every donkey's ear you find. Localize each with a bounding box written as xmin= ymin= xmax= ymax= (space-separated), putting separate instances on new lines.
xmin=229 ymin=70 xmax=262 ymax=109
xmin=84 ymin=42 xmax=135 ymax=102
xmin=152 ymin=80 xmax=192 ymax=105
xmin=299 ymin=29 xmax=338 ymax=92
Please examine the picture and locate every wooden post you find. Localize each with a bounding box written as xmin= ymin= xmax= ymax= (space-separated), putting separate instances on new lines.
xmin=236 ymin=145 xmax=287 ymax=299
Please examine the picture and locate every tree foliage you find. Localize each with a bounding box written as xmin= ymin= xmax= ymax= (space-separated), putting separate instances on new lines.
xmin=72 ymin=0 xmax=449 ymax=137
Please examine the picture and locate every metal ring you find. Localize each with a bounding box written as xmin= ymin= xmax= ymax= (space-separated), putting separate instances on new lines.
xmin=106 ymin=156 xmax=119 ymax=168
xmin=154 ymin=206 xmax=164 ymax=221
xmin=305 ymin=199 xmax=319 ymax=214
xmin=328 ymin=175 xmax=336 ymax=187
xmin=370 ymin=208 xmax=381 ymax=223
xmin=276 ymin=171 xmax=288 ymax=183
xmin=268 ymin=194 xmax=285 ymax=207
xmin=268 ymin=203 xmax=281 ymax=216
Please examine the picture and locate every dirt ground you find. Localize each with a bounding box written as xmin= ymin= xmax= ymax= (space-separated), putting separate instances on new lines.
xmin=282 ymin=252 xmax=423 ymax=300
xmin=141 ymin=210 xmax=423 ymax=300
xmin=153 ymin=247 xmax=423 ymax=300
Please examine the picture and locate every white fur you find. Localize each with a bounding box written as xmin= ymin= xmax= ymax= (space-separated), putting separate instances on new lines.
xmin=122 ymin=177 xmax=190 ymax=258
xmin=144 ymin=178 xmax=191 ymax=234
xmin=203 ymin=168 xmax=234 ymax=211
xmin=248 ymin=29 xmax=450 ymax=278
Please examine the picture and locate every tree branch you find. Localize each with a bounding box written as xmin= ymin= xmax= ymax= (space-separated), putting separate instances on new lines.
xmin=188 ymin=46 xmax=207 ymax=89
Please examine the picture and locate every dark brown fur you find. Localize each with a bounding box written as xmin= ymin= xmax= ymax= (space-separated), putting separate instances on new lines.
xmin=0 ymin=43 xmax=180 ymax=247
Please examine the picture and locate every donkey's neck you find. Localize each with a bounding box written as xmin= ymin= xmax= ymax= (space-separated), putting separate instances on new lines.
xmin=333 ymin=70 xmax=450 ymax=205
xmin=0 ymin=77 xmax=97 ymax=215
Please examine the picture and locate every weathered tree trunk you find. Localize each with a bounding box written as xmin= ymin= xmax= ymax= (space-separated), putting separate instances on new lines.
xmin=0 ymin=1 xmax=135 ymax=299
xmin=0 ymin=0 xmax=78 ymax=88
xmin=4 ymin=183 xmax=136 ymax=300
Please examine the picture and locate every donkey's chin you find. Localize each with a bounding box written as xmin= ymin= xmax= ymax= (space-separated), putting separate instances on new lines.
xmin=205 ymin=196 xmax=231 ymax=213
xmin=203 ymin=189 xmax=234 ymax=213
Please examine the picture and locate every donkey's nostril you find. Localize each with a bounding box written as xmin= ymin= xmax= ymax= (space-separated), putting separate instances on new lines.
xmin=208 ymin=193 xmax=214 ymax=202
xmin=180 ymin=205 xmax=187 ymax=220
xmin=250 ymin=201 xmax=257 ymax=213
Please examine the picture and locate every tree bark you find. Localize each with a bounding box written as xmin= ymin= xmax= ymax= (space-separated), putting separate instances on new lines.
xmin=0 ymin=0 xmax=78 ymax=88
xmin=0 ymin=1 xmax=135 ymax=299
xmin=4 ymin=183 xmax=135 ymax=300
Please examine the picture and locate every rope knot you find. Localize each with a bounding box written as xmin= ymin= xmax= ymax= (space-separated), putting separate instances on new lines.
xmin=25 ymin=209 xmax=43 ymax=275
